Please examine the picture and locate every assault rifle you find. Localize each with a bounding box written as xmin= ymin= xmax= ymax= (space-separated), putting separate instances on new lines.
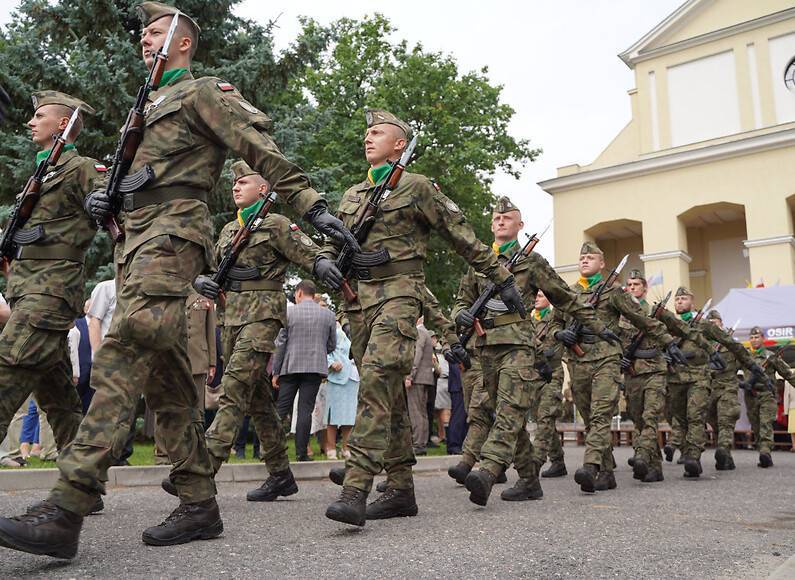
xmin=458 ymin=224 xmax=550 ymax=349
xmin=336 ymin=135 xmax=418 ymax=303
xmin=0 ymin=107 xmax=81 ymax=275
xmin=623 ymin=289 xmax=672 ymax=375
xmin=568 ymin=254 xmax=629 ymax=357
xmin=100 ymin=12 xmax=180 ymax=242
xmin=741 ymin=347 xmax=784 ymax=395
xmin=665 ymin=298 xmax=711 ymax=370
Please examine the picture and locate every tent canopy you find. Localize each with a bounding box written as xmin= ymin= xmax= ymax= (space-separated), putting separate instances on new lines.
xmin=712 ymin=286 xmax=795 ymax=346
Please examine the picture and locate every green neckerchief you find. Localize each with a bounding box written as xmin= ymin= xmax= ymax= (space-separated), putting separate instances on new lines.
xmin=680 ymin=311 xmax=694 ymax=322
xmin=535 ymin=306 xmax=550 ymax=320
xmin=237 ymin=197 xmax=264 ymax=227
xmin=367 ymin=163 xmax=391 ymax=185
xmin=36 ymin=143 xmax=75 ymax=165
xmin=578 ymin=271 xmax=603 ymax=290
xmin=159 ymin=67 xmax=188 ymax=88
xmin=754 ymin=347 xmax=766 ymax=355
xmin=639 ymin=298 xmax=647 ymax=306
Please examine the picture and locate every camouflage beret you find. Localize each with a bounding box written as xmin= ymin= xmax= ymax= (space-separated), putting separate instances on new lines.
xmin=230 ymin=160 xmax=260 ymax=183
xmin=137 ymin=2 xmax=200 ymax=38
xmin=493 ymin=196 xmax=519 ymax=214
xmin=580 ymin=241 xmax=603 ymax=256
xmin=31 ymin=91 xmax=95 ymax=116
xmin=428 ymin=330 xmax=437 ymax=338
xmin=365 ymin=108 xmax=412 ymax=139
xmin=749 ymin=326 xmax=764 ymax=336
xmin=705 ymin=309 xmax=722 ymax=321
xmin=627 ymin=268 xmax=645 ymax=281
xmin=675 ymin=286 xmax=694 ymax=297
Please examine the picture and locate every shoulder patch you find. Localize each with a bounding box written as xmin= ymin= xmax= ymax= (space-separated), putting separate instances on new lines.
xmin=445 ymin=199 xmax=460 ymax=213
xmin=299 ymin=234 xmax=313 ymax=247
xmin=94 ymin=163 xmax=107 ymax=172
xmin=216 ymin=81 xmax=235 ymax=92
xmin=239 ymin=101 xmax=261 ymax=114
xmin=431 ymin=179 xmax=442 ymax=193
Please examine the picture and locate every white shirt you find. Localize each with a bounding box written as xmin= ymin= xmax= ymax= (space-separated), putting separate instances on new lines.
xmin=88 ymin=280 xmax=116 ymax=340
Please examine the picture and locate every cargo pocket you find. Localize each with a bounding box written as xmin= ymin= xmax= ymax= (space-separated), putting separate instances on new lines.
xmin=514 ymin=368 xmax=537 ymax=409
xmin=119 ymin=273 xmax=189 ymax=350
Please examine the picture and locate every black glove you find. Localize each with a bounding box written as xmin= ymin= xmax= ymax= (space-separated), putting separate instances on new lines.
xmin=663 ymin=352 xmax=673 ymax=365
xmin=455 ymin=309 xmax=475 ymax=330
xmin=750 ymin=363 xmax=765 ymax=378
xmin=341 ymin=323 xmax=352 ymax=340
xmin=709 ymin=351 xmax=726 ymax=371
xmin=194 ymin=275 xmax=221 ymax=299
xmin=554 ymin=328 xmax=578 ymax=347
xmin=304 ymin=202 xmax=360 ymax=251
xmin=619 ymin=355 xmax=632 ymax=373
xmin=0 ymin=85 xmax=10 ymax=123
xmin=313 ymin=256 xmax=343 ymax=290
xmin=599 ymin=328 xmax=621 ymax=345
xmin=84 ymin=189 xmax=112 ymax=221
xmin=444 ymin=343 xmax=472 ymax=370
xmin=495 ymin=277 xmax=526 ymax=318
xmin=739 ymin=380 xmax=752 ymax=392
xmin=534 ymin=360 xmax=553 ymax=382
xmin=666 ymin=342 xmax=688 ymax=366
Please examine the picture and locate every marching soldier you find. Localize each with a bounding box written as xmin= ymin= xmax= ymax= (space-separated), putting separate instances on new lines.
xmin=0 ymin=91 xmax=101 ymax=462
xmin=320 ymin=110 xmax=523 ymax=526
xmin=0 ymin=2 xmax=355 ymax=558
xmin=742 ymin=326 xmax=795 ymax=468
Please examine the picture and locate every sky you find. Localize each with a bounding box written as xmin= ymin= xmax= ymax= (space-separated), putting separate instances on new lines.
xmin=0 ymin=0 xmax=684 ymax=263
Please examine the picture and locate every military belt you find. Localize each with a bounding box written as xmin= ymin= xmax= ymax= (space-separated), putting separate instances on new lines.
xmin=634 ymin=348 xmax=660 ymax=359
xmin=579 ymin=334 xmax=600 ymax=344
xmin=123 ymin=186 xmax=207 ymax=211
xmin=16 ymin=244 xmax=85 ymax=263
xmin=481 ymin=312 xmax=524 ymax=329
xmin=227 ymin=279 xmax=284 ymax=292
xmin=366 ymin=258 xmax=423 ymax=280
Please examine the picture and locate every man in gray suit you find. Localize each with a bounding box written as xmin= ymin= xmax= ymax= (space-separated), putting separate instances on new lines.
xmin=272 ymin=280 xmax=336 ymax=461
xmin=406 ymin=320 xmax=436 ymax=455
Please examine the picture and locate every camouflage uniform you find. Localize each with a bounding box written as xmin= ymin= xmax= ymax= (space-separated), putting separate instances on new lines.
xmin=320 ymin=148 xmax=511 ymax=494
xmin=205 ymin=167 xmax=318 ymax=475
xmin=50 ymin=66 xmax=324 ymax=515
xmin=743 ymin=343 xmax=794 ymax=455
xmin=529 ymin=308 xmax=565 ymax=469
xmin=0 ymin=92 xmax=101 ymax=451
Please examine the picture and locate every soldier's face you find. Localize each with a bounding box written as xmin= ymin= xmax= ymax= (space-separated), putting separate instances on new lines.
xmin=750 ymin=332 xmax=764 ymax=349
xmin=578 ymin=253 xmax=604 ymax=277
xmin=709 ymin=318 xmax=722 ymax=328
xmin=232 ymin=175 xmax=269 ymax=209
xmin=626 ymin=278 xmax=647 ymax=299
xmin=674 ymin=294 xmax=693 ymax=313
xmin=27 ymin=105 xmax=69 ymax=148
xmin=534 ymin=290 xmax=550 ymax=310
xmin=491 ymin=210 xmax=523 ymax=243
xmin=364 ymin=125 xmax=406 ymax=166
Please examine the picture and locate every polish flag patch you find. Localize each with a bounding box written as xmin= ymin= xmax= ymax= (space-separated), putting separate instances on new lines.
xmin=216 ymin=82 xmax=235 ymax=92
xmin=289 ymin=223 xmax=300 ymax=231
xmin=94 ymin=163 xmax=107 ymax=172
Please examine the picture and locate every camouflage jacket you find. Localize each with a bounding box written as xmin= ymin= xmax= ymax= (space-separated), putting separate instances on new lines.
xmin=743 ymin=348 xmax=795 ymax=386
xmin=618 ymin=299 xmax=667 ymax=375
xmin=657 ymin=310 xmax=713 ymax=383
xmin=532 ymin=309 xmax=564 ymax=382
xmin=702 ymin=323 xmax=756 ymax=379
xmin=551 ymin=280 xmax=674 ymax=364
xmin=453 ymin=243 xmax=605 ymax=348
xmin=7 ymin=148 xmax=102 ymax=315
xmin=319 ymin=172 xmax=510 ymax=312
xmin=215 ymin=214 xmax=318 ymax=327
xmin=111 ymin=71 xmax=321 ymax=267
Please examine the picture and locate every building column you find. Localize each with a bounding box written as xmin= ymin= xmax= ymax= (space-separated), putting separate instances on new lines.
xmin=743 ymin=236 xmax=795 ymax=286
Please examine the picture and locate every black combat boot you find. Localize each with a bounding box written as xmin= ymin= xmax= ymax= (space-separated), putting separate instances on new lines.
xmin=758 ymin=452 xmax=773 ymax=468
xmin=161 ymin=477 xmax=178 ymax=497
xmin=726 ymin=456 xmax=736 ymax=470
xmin=500 ymin=477 xmax=543 ymax=501
xmin=366 ymin=488 xmax=418 ymax=519
xmin=325 ymin=487 xmax=368 ymax=526
xmin=541 ymin=460 xmax=567 ymax=478
xmin=375 ymin=480 xmax=389 ymax=493
xmin=643 ymin=468 xmax=664 ymax=483
xmin=142 ymin=498 xmax=223 ymax=546
xmin=247 ymin=469 xmax=299 ymax=502
xmin=574 ymin=463 xmax=598 ymax=493
xmin=663 ymin=445 xmax=675 ymax=463
xmin=594 ymin=470 xmax=617 ymax=491
xmin=88 ymin=496 xmax=104 ymax=515
xmin=496 ymin=469 xmax=508 ymax=484
xmin=627 ymin=456 xmax=635 ymax=467
xmin=676 ymin=454 xmax=685 ymax=465
xmin=683 ymin=457 xmax=702 ymax=478
xmin=632 ymin=456 xmax=649 ymax=480
xmin=329 ymin=466 xmax=346 ymax=486
xmin=464 ymin=469 xmax=497 ymax=506
xmin=0 ymin=501 xmax=83 ymax=559
xmin=447 ymin=461 xmax=473 ymax=485
xmin=715 ymin=447 xmax=731 ymax=470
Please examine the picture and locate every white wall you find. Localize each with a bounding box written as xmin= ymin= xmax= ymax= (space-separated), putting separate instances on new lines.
xmin=667 ymin=50 xmax=742 ymax=146
xmin=768 ymin=32 xmax=795 ymax=124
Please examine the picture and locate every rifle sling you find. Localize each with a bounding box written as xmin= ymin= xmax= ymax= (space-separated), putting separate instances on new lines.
xmin=481 ymin=312 xmax=524 ymax=329
xmin=123 ymin=186 xmax=206 ymax=211
xmin=226 ymin=279 xmax=283 ymax=292
xmin=16 ymin=244 xmax=85 ymax=263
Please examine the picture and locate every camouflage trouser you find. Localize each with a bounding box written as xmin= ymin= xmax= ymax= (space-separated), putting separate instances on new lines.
xmin=744 ymin=389 xmax=776 ymax=454
xmin=344 ymin=297 xmax=420 ymax=493
xmin=204 ymin=319 xmax=289 ymax=474
xmin=50 ymin=235 xmax=215 ymax=515
xmin=0 ymin=294 xmax=81 ymax=450
xmin=460 ymin=353 xmax=486 ymax=467
xmin=668 ymin=377 xmax=709 ymax=460
xmin=569 ymin=356 xmax=621 ymax=471
xmin=466 ymin=345 xmax=537 ymax=478
xmin=706 ymin=375 xmax=740 ymax=450
xmin=625 ymin=371 xmax=665 ymax=469
xmin=529 ymin=377 xmax=564 ymax=465
xmin=155 ymin=373 xmax=206 ymax=463
xmin=665 ymin=382 xmax=684 ymax=450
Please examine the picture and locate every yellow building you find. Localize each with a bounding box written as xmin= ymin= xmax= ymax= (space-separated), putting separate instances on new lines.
xmin=539 ymin=0 xmax=795 ymax=303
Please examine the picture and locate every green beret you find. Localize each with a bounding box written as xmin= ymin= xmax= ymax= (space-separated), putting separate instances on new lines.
xmin=365 ymin=108 xmax=412 ymax=140
xmin=675 ymin=286 xmax=694 ymax=297
xmin=706 ymin=309 xmax=722 ymax=321
xmin=580 ymin=241 xmax=603 ymax=256
xmin=137 ymin=2 xmax=200 ymax=39
xmin=627 ymin=268 xmax=645 ymax=281
xmin=230 ymin=160 xmax=260 ymax=183
xmin=749 ymin=326 xmax=764 ymax=336
xmin=493 ymin=196 xmax=519 ymax=214
xmin=31 ymin=91 xmax=95 ymax=116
